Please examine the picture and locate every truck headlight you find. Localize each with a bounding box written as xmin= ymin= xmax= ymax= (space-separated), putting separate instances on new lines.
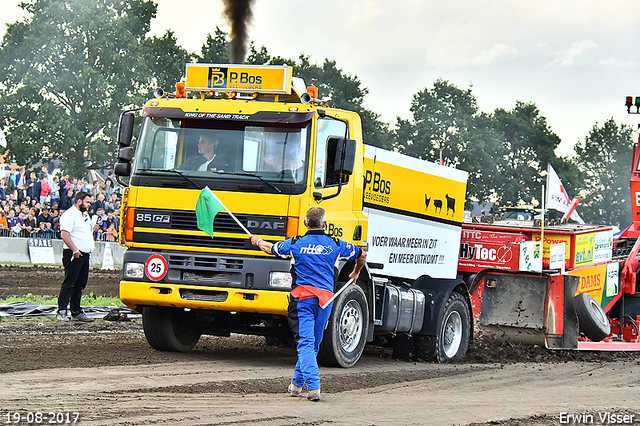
xmin=124 ymin=262 xmax=145 ymax=279
xmin=269 ymin=272 xmax=292 ymax=289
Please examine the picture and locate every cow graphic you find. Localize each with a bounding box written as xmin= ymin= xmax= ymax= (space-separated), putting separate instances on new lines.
xmin=445 ymin=194 xmax=456 ymax=216
xmin=433 ymin=199 xmax=443 ymax=213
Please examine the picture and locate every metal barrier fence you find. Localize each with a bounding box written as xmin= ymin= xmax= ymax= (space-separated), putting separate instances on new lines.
xmin=0 ymin=228 xmax=58 ymax=239
xmin=0 ymin=227 xmax=28 ymax=238
xmin=0 ymin=227 xmax=114 ymax=240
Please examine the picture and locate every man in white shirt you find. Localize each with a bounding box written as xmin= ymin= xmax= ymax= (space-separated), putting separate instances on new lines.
xmin=56 ymin=192 xmax=99 ymax=322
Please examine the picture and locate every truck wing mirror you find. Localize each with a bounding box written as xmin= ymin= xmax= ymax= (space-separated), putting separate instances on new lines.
xmin=117 ymin=147 xmax=134 ymax=162
xmin=333 ymin=138 xmax=357 ymax=176
xmin=117 ymin=111 xmax=135 ymax=147
xmin=114 ymin=147 xmax=134 ymax=179
xmin=113 ymin=161 xmax=131 ymax=177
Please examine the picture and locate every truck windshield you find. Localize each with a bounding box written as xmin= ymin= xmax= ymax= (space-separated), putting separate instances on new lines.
xmin=133 ymin=117 xmax=309 ymax=184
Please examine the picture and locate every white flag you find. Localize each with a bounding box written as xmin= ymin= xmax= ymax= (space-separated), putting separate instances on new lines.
xmin=546 ymin=164 xmax=585 ymax=224
xmin=0 ymin=128 xmax=6 ymax=148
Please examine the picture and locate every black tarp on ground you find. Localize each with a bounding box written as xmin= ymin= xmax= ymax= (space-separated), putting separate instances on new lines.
xmin=0 ymin=302 xmax=138 ymax=320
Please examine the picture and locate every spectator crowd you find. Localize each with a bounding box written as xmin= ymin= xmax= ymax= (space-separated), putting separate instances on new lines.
xmin=0 ymin=165 xmax=122 ymax=241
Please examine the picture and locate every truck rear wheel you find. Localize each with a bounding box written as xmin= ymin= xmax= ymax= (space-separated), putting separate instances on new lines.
xmin=575 ymin=293 xmax=611 ymax=342
xmin=142 ymin=306 xmax=202 ymax=352
xmin=318 ymin=284 xmax=369 ymax=368
xmin=415 ymin=292 xmax=470 ymax=362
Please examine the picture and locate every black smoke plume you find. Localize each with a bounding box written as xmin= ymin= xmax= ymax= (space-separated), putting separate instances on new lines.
xmin=222 ymin=0 xmax=255 ymax=64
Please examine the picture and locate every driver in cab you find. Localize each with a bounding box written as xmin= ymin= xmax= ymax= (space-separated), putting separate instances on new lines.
xmin=181 ymin=133 xmax=230 ymax=172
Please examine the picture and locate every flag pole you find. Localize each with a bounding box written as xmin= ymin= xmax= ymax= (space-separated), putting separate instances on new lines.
xmin=541 ymin=184 xmax=545 ymax=258
xmin=204 ymin=186 xmax=253 ymax=237
xmin=321 ymin=278 xmax=354 ymax=310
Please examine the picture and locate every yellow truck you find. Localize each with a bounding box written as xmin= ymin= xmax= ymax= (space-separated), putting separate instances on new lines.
xmin=114 ymin=63 xmax=470 ymax=367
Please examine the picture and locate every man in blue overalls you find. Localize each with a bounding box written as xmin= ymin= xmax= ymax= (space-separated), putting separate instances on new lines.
xmin=251 ymin=207 xmax=366 ymax=401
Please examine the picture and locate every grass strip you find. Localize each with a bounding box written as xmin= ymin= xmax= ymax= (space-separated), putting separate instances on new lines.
xmin=0 ymin=292 xmax=124 ymax=307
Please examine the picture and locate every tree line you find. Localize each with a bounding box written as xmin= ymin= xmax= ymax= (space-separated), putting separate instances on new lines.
xmin=0 ymin=0 xmax=635 ymax=227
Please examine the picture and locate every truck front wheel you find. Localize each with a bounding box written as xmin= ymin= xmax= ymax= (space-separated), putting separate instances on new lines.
xmin=318 ymin=284 xmax=369 ymax=368
xmin=416 ymin=292 xmax=470 ymax=362
xmin=142 ymin=306 xmax=202 ymax=352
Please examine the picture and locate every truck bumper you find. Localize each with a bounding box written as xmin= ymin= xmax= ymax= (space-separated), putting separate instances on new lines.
xmin=120 ymin=280 xmax=289 ymax=316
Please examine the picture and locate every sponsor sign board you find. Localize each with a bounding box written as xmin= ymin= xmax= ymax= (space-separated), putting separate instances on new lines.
xmin=28 ymin=238 xmax=55 ymax=264
xmin=461 ymin=229 xmax=526 ymax=243
xmin=574 ymin=233 xmax=595 ymax=267
xmin=458 ymin=240 xmax=520 ymax=272
xmin=570 ymin=263 xmax=608 ymax=305
xmin=593 ymin=230 xmax=613 ymax=264
xmin=519 ymin=241 xmax=542 ymax=272
xmin=600 ymin=262 xmax=621 ymax=309
xmin=362 ymin=147 xmax=468 ymax=280
xmin=363 ymin=147 xmax=468 ymax=224
xmin=570 ymin=261 xmax=620 ymax=308
xmin=185 ymin=64 xmax=292 ymax=94
xmin=532 ymin=232 xmax=572 ymax=268
xmin=549 ymin=242 xmax=566 ymax=272
xmin=366 ymin=208 xmax=461 ymax=279
xmin=458 ymin=238 xmax=541 ymax=273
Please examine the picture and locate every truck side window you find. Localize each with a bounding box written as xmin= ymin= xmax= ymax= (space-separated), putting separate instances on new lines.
xmin=150 ymin=130 xmax=177 ymax=169
xmin=315 ymin=118 xmax=347 ymax=188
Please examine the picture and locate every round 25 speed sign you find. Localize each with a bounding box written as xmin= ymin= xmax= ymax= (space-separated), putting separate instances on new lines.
xmin=145 ymin=255 xmax=168 ymax=281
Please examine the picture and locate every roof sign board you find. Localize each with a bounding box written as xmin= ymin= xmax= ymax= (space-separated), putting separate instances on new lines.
xmin=185 ymin=64 xmax=292 ymax=94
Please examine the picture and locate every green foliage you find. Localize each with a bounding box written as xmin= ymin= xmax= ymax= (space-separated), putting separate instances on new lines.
xmin=280 ymin=55 xmax=393 ymax=149
xmin=573 ymin=118 xmax=634 ymax=227
xmin=145 ymin=30 xmax=194 ymax=96
xmin=392 ymin=80 xmax=569 ymax=207
xmin=393 ymin=79 xmax=479 ymax=163
xmin=199 ymin=27 xmax=230 ymax=63
xmin=491 ymin=101 xmax=562 ymax=205
xmin=0 ymin=292 xmax=124 ymax=307
xmin=0 ymin=0 xmax=160 ymax=176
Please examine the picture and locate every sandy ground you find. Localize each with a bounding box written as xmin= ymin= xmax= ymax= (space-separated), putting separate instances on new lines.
xmin=0 ymin=265 xmax=639 ymax=425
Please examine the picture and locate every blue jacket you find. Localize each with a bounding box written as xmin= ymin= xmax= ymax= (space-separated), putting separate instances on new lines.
xmin=272 ymin=230 xmax=361 ymax=293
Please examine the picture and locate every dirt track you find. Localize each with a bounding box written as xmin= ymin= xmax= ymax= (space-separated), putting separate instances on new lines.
xmin=0 ymin=265 xmax=639 ymax=425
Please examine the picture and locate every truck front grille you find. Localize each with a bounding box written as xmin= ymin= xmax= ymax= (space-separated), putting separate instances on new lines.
xmin=169 ymin=234 xmax=251 ymax=250
xmin=183 ymin=271 xmax=234 ymax=284
xmin=167 ymin=254 xmax=243 ymax=270
xmin=133 ymin=208 xmax=286 ymax=251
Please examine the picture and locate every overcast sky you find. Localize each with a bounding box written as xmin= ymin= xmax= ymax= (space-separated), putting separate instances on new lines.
xmin=2 ymin=0 xmax=639 ymax=157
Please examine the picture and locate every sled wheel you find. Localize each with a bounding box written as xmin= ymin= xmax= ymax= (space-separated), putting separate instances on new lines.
xmin=318 ymin=284 xmax=369 ymax=368
xmin=415 ymin=292 xmax=470 ymax=363
xmin=575 ymin=293 xmax=611 ymax=342
xmin=142 ymin=306 xmax=202 ymax=352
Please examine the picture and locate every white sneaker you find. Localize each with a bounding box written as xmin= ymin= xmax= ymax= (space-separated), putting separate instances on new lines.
xmin=56 ymin=310 xmax=69 ymax=321
xmin=307 ymin=389 xmax=321 ymax=401
xmin=288 ymin=383 xmax=303 ymax=397
xmin=71 ymin=312 xmax=94 ymax=322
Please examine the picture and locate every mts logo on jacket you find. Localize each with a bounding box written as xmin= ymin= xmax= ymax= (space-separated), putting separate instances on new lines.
xmin=300 ymin=245 xmax=334 ymax=255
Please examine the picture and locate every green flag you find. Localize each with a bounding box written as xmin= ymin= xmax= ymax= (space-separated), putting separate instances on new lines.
xmin=196 ymin=187 xmax=225 ymax=237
